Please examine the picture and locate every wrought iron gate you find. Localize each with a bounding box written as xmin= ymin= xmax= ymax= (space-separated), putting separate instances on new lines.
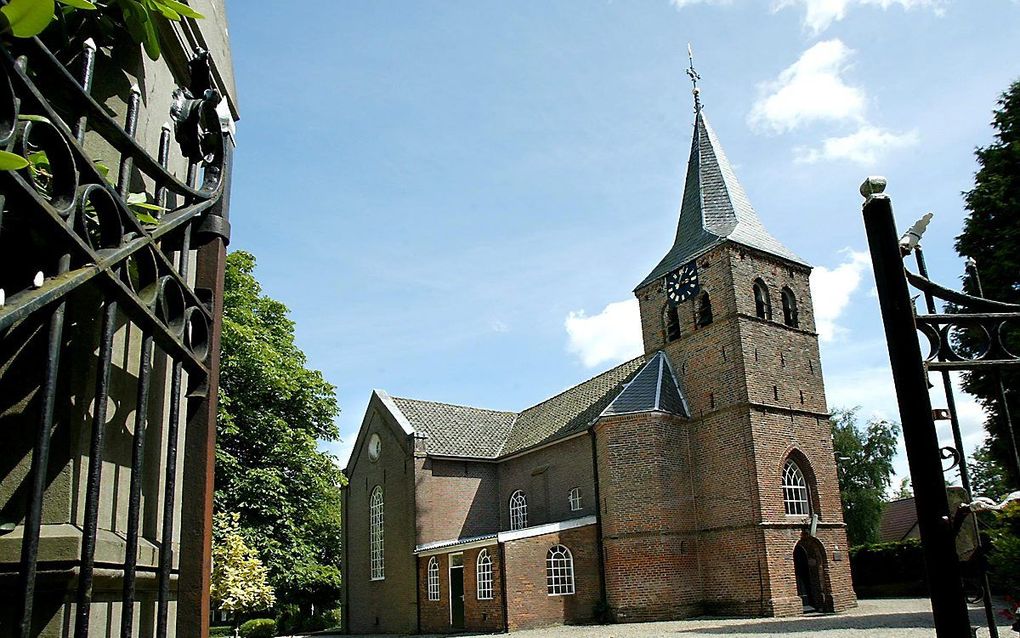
xmin=0 ymin=28 xmax=231 ymax=638
xmin=862 ymin=177 xmax=1019 ymax=638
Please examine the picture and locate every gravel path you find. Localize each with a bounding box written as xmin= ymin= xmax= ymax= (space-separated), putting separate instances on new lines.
xmin=321 ymin=598 xmax=1015 ymax=638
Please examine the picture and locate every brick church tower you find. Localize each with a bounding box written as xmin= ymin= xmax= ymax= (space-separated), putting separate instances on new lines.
xmin=595 ymin=79 xmax=856 ymax=619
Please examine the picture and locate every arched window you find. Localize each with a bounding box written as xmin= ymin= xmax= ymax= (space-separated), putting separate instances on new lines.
xmin=697 ymin=292 xmax=713 ymax=327
xmin=782 ymin=287 xmax=799 ymax=328
xmin=782 ymin=459 xmax=810 ymax=516
xmin=664 ymin=304 xmax=681 ymax=342
xmin=427 ymin=556 xmax=440 ymax=600
xmin=509 ymin=490 xmax=527 ymax=530
xmin=568 ymin=487 xmax=582 ymax=511
xmin=546 ymin=545 xmax=575 ymax=596
xmin=370 ymin=486 xmax=385 ymax=580
xmin=753 ymin=279 xmax=772 ymax=320
xmin=476 ymin=549 xmax=493 ymax=600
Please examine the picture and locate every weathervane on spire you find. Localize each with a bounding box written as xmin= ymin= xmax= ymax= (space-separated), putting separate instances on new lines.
xmin=687 ymin=43 xmax=702 ymax=113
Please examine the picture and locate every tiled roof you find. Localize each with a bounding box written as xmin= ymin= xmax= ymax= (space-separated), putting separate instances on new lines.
xmin=389 ymin=397 xmax=515 ymax=458
xmin=386 ymin=356 xmax=648 ymax=459
xmin=601 ymin=351 xmax=690 ymax=418
xmin=878 ymin=497 xmax=919 ymax=543
xmin=500 ymin=356 xmax=647 ymax=455
xmin=636 ymin=110 xmax=807 ymax=290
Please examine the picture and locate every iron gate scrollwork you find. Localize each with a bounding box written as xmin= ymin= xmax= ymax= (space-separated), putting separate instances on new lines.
xmin=861 ymin=177 xmax=1019 ymax=638
xmin=0 ymin=27 xmax=232 ymax=638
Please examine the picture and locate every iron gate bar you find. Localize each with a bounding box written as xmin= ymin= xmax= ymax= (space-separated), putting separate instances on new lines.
xmin=3 ymin=26 xmax=231 ymax=638
xmin=861 ymin=186 xmax=972 ymax=638
xmin=914 ymin=246 xmax=999 ymax=638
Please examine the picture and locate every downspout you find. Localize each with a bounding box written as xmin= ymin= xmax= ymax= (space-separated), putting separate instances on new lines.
xmin=499 ymin=542 xmax=510 ymax=633
xmin=588 ymin=427 xmax=609 ymax=613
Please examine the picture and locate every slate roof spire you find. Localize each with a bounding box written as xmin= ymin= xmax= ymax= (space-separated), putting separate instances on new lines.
xmin=635 ymin=60 xmax=807 ymax=291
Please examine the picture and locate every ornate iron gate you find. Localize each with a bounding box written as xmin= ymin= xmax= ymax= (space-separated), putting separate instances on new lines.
xmin=0 ymin=29 xmax=231 ymax=638
xmin=862 ymin=177 xmax=1019 ymax=638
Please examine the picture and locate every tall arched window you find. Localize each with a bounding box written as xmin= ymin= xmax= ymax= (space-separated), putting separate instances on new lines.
xmin=781 ymin=287 xmax=799 ymax=328
xmin=476 ymin=549 xmax=493 ymax=600
xmin=370 ymin=486 xmax=385 ymax=579
xmin=697 ymin=292 xmax=713 ymax=327
xmin=427 ymin=556 xmax=440 ymax=600
xmin=546 ymin=545 xmax=575 ymax=595
xmin=664 ymin=304 xmax=681 ymax=342
xmin=509 ymin=490 xmax=527 ymax=530
xmin=782 ymin=459 xmax=810 ymax=516
xmin=753 ymin=279 xmax=772 ymax=321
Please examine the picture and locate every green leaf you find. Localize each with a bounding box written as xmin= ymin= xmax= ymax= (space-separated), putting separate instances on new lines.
xmin=27 ymin=150 xmax=50 ymax=170
xmin=150 ymin=0 xmax=179 ymax=20
xmin=0 ymin=150 xmax=29 ymax=170
xmin=93 ymin=160 xmax=110 ymax=178
xmin=57 ymin=0 xmax=96 ymax=8
xmin=133 ymin=211 xmax=159 ymax=225
xmin=158 ymin=0 xmax=202 ymax=19
xmin=17 ymin=114 xmax=51 ymax=123
xmin=131 ymin=202 xmax=166 ymax=211
xmin=0 ymin=0 xmax=55 ymax=37
xmin=126 ymin=191 xmax=147 ymax=204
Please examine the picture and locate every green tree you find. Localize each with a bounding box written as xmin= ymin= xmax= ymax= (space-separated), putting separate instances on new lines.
xmin=211 ymin=513 xmax=276 ymax=620
xmin=831 ymin=408 xmax=900 ymax=546
xmin=216 ymin=250 xmax=345 ymax=612
xmin=969 ymin=442 xmax=1011 ymax=501
xmin=894 ymin=477 xmax=913 ymax=500
xmin=955 ymin=79 xmax=1020 ymax=486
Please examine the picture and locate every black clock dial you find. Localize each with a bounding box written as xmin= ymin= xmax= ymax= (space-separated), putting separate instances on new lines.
xmin=664 ymin=261 xmax=699 ymax=306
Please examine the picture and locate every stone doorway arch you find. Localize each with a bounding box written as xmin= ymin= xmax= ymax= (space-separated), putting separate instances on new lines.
xmin=793 ymin=536 xmax=830 ymax=612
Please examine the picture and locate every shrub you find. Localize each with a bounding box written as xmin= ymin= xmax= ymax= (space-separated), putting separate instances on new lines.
xmin=239 ymin=618 xmax=276 ymax=638
xmin=849 ymin=539 xmax=927 ymax=597
xmin=987 ymin=502 xmax=1020 ymax=595
xmin=209 ymin=627 xmax=234 ymax=638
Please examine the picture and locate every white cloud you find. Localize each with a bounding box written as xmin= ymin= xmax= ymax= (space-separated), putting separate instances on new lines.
xmin=564 ymin=299 xmax=643 ymax=368
xmin=749 ymin=39 xmax=865 ymax=134
xmin=670 ymin=0 xmax=946 ymax=33
xmin=773 ymin=0 xmax=946 ymax=34
xmin=795 ymin=124 xmax=919 ymax=164
xmin=809 ymin=248 xmax=871 ymax=342
xmin=490 ymin=319 xmax=510 ymax=333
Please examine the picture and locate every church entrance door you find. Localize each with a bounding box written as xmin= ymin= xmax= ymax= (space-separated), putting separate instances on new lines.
xmin=450 ymin=553 xmax=465 ymax=629
xmin=793 ymin=539 xmax=825 ymax=611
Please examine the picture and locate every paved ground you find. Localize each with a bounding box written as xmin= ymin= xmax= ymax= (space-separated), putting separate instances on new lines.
xmin=314 ymin=598 xmax=1015 ymax=637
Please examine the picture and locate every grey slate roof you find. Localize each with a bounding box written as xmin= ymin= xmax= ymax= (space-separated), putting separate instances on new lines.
xmin=500 ymin=355 xmax=647 ymax=456
xmin=601 ymin=351 xmax=690 ymax=418
xmin=386 ymin=356 xmax=649 ymax=459
xmin=389 ymin=397 xmax=515 ymax=458
xmin=636 ymin=110 xmax=807 ymax=290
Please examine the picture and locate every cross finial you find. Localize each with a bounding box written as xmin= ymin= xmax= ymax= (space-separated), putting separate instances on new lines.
xmin=686 ymin=42 xmax=702 ymax=113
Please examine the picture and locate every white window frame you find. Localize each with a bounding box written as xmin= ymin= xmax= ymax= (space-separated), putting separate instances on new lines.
xmin=509 ymin=490 xmax=527 ymax=530
xmin=476 ymin=549 xmax=493 ymax=600
xmin=427 ymin=556 xmax=440 ymax=601
xmin=369 ymin=485 xmax=385 ymax=580
xmin=782 ymin=459 xmax=810 ymax=516
xmin=546 ymin=544 xmax=575 ymax=596
xmin=568 ymin=487 xmax=582 ymax=512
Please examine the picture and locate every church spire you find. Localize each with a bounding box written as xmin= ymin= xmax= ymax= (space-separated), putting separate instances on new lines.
xmin=635 ymin=58 xmax=806 ymax=291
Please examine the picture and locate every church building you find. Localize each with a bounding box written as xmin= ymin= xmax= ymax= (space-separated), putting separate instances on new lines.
xmin=339 ymin=77 xmax=856 ymax=633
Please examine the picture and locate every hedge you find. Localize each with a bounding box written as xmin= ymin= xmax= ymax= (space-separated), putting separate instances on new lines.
xmin=239 ymin=618 xmax=276 ymax=638
xmin=849 ymin=539 xmax=927 ymax=598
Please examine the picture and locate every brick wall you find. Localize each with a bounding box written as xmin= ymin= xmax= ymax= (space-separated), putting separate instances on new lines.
xmin=343 ymin=404 xmax=419 ymax=634
xmin=418 ymin=545 xmax=505 ymax=633
xmin=503 ymin=524 xmax=602 ymax=631
xmin=414 ymin=458 xmax=499 ymax=545
xmin=497 ymin=435 xmax=596 ymax=531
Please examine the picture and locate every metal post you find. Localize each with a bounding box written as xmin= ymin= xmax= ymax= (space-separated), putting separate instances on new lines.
xmin=861 ymin=181 xmax=972 ymax=638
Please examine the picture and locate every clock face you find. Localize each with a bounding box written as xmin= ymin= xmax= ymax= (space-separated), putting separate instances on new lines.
xmin=665 ymin=261 xmax=699 ymax=305
xmin=368 ymin=433 xmax=381 ymax=462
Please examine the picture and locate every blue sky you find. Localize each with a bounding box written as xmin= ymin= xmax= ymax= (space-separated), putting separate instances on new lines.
xmin=226 ymin=1 xmax=1020 ymax=483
